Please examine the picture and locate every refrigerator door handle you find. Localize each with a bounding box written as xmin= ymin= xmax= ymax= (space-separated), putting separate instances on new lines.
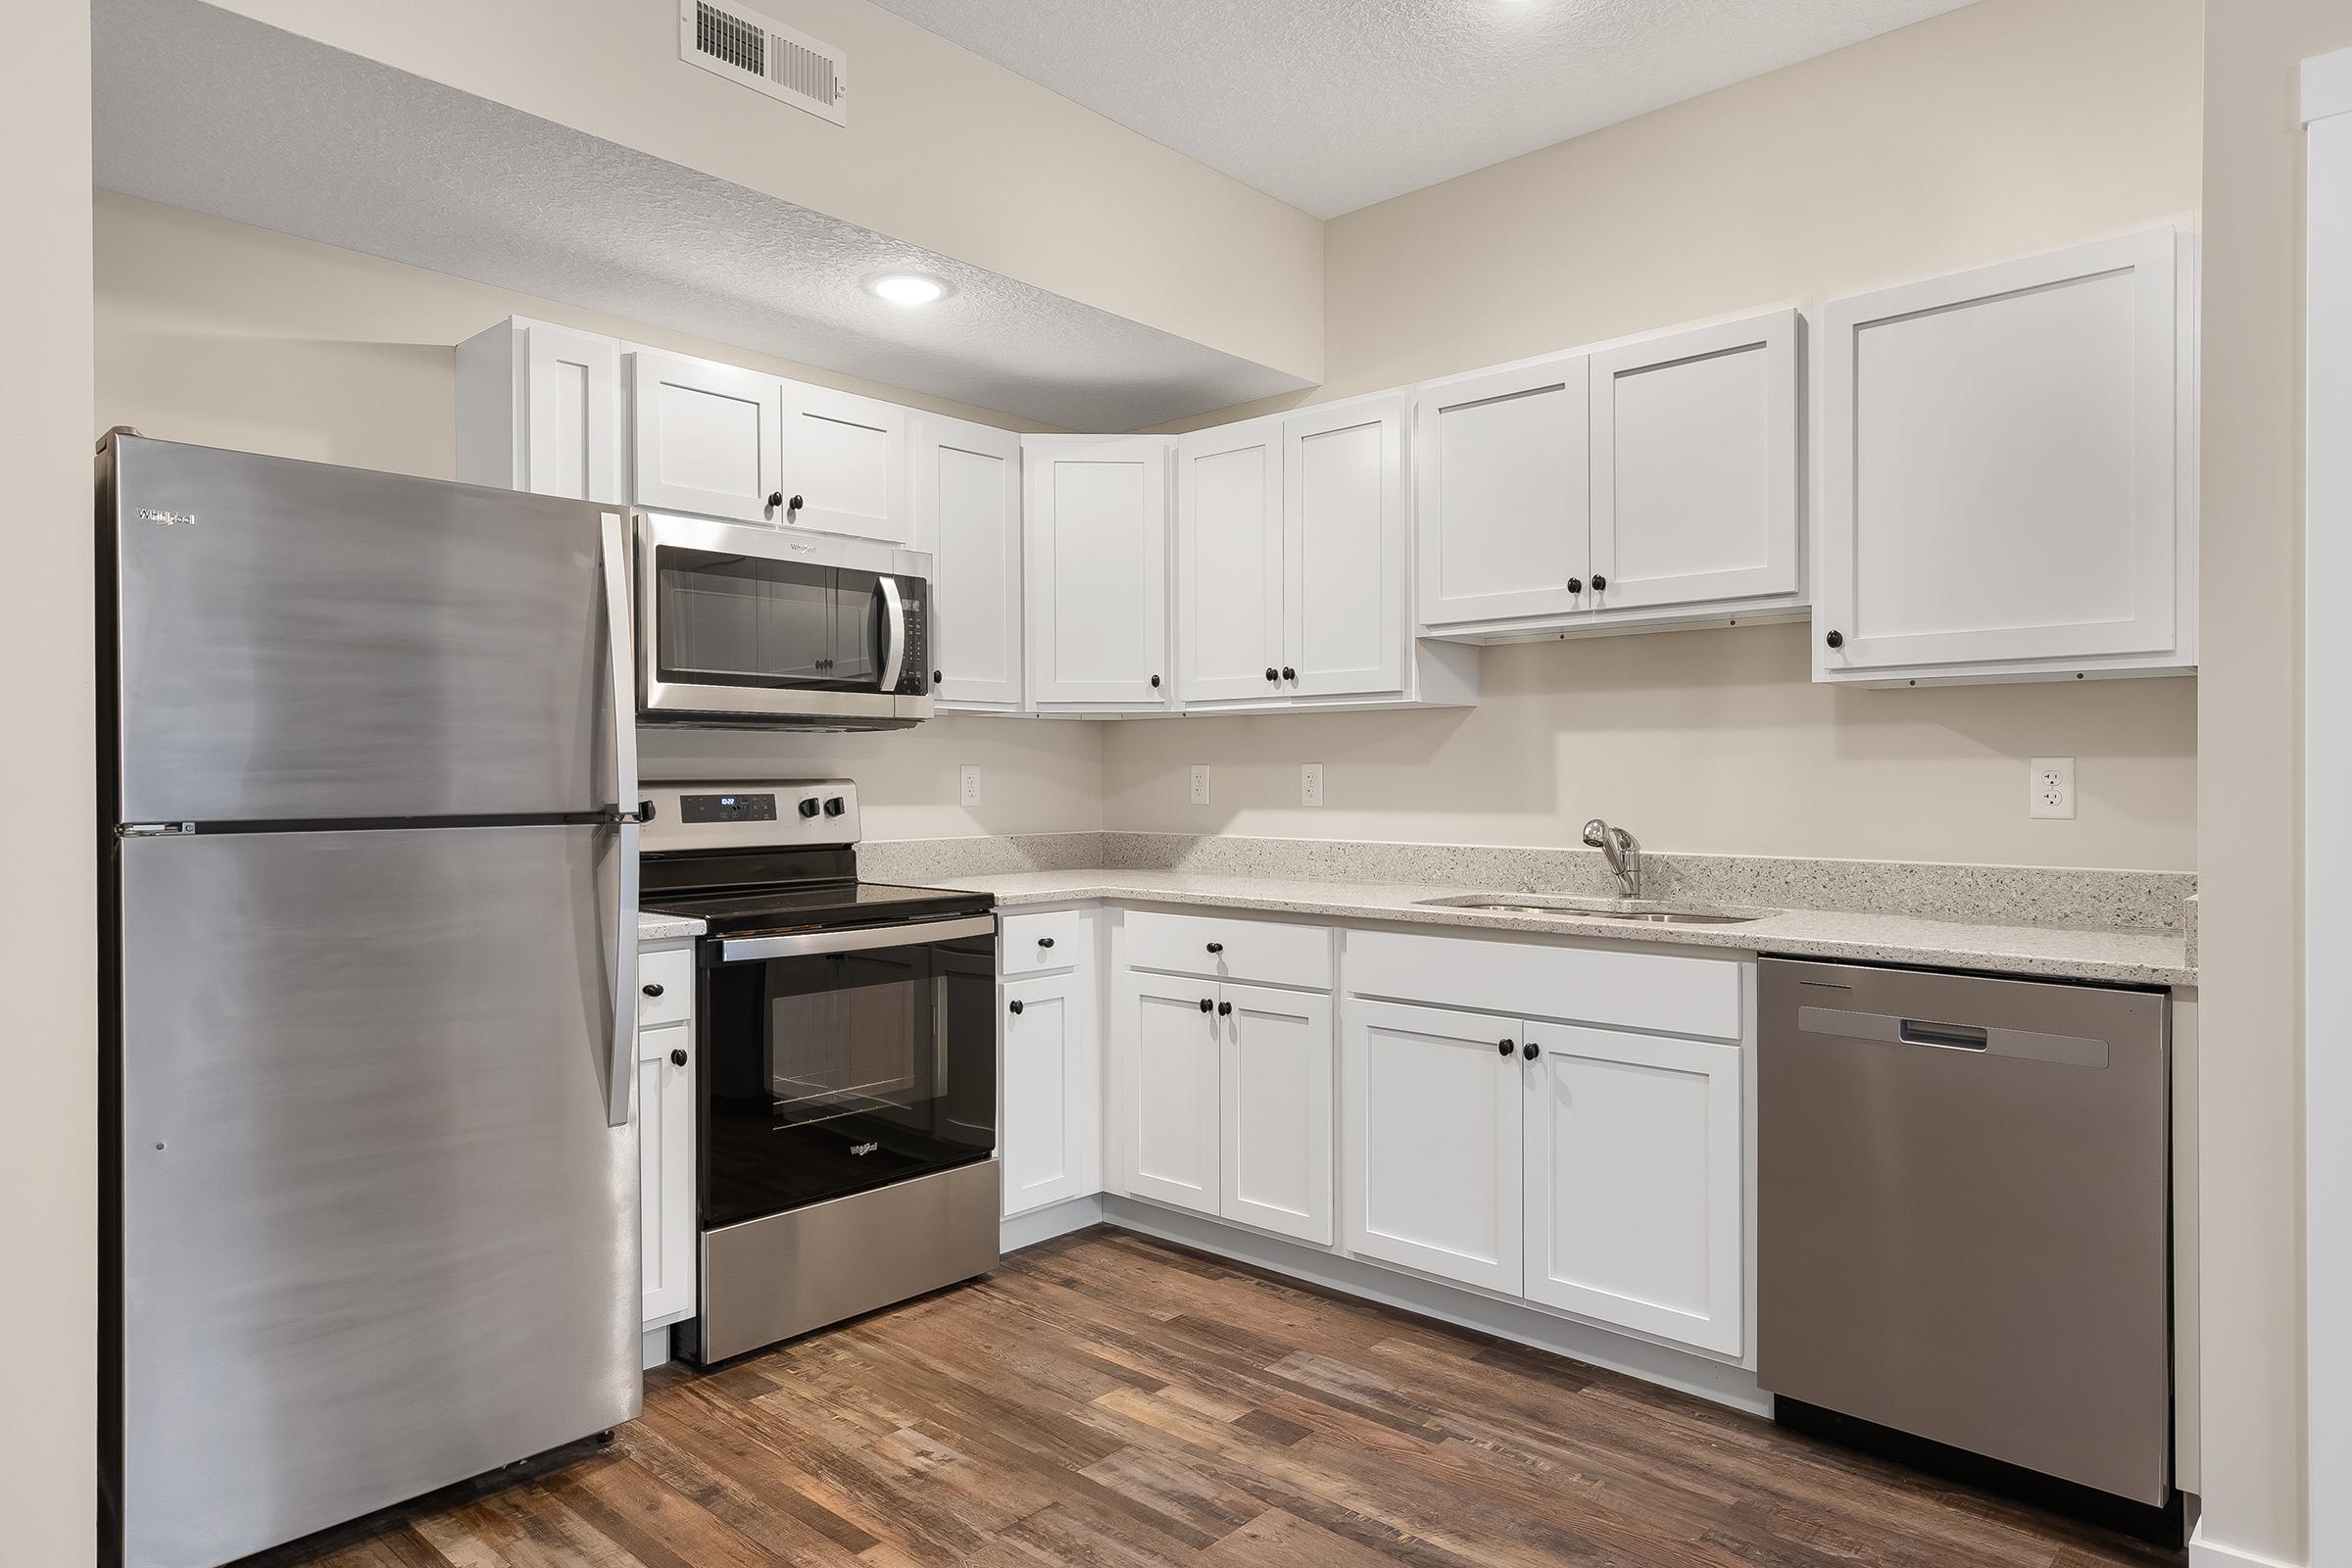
xmin=601 ymin=513 xmax=641 ymax=1128
xmin=877 ymin=575 xmax=906 ymax=694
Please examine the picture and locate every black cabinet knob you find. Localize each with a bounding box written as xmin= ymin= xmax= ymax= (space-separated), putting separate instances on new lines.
xmin=1567 ymin=577 xmax=1584 ymax=595
xmin=1151 ymin=674 xmax=1162 ymax=688
xmin=1205 ymin=942 xmax=1224 ymax=955
xmin=789 ymin=494 xmax=805 ymax=513
xmin=932 ymin=669 xmax=943 ymax=683
xmin=1037 ymin=936 xmax=1055 ymax=949
xmin=1199 ymin=998 xmax=1214 ymax=1013
xmin=1008 ymin=999 xmax=1024 ymax=1015
xmin=822 ymin=796 xmax=846 ymax=816
xmin=798 ymin=798 xmax=820 ymax=818
xmin=1497 ymin=1038 xmax=1515 ymax=1056
xmin=669 ymin=1048 xmax=688 ymax=1067
xmin=1265 ymin=666 xmax=1279 ymax=682
xmin=642 ymin=982 xmax=664 ymax=998
xmin=1523 ymin=1041 xmax=1542 ymax=1060
xmin=1217 ymin=1001 xmax=1232 ymax=1016
xmin=1591 ymin=574 xmax=1607 ymax=591
xmin=766 ymin=490 xmax=784 ymax=510
xmin=1825 ymin=629 xmax=1845 ymax=650
xmin=1282 ymin=666 xmax=1297 ymax=681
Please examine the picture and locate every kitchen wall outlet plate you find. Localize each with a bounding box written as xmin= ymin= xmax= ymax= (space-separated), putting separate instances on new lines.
xmin=1190 ymin=764 xmax=1211 ymax=806
xmin=959 ymin=764 xmax=983 ymax=807
xmin=2029 ymin=757 xmax=2075 ymax=819
xmin=1301 ymin=762 xmax=1325 ymax=808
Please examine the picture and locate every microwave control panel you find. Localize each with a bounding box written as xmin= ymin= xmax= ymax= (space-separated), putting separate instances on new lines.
xmin=895 ymin=593 xmax=929 ymax=695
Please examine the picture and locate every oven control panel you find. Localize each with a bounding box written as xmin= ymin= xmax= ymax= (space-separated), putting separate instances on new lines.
xmin=640 ymin=780 xmax=860 ymax=854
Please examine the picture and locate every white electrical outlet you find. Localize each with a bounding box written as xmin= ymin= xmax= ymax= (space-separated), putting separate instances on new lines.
xmin=1190 ymin=765 xmax=1211 ymax=806
xmin=959 ymin=764 xmax=982 ymax=807
xmin=2029 ymin=757 xmax=2076 ymax=819
xmin=1301 ymin=762 xmax=1325 ymax=808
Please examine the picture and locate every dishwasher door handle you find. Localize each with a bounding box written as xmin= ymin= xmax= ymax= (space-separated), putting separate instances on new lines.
xmin=1795 ymin=1004 xmax=2108 ymax=1068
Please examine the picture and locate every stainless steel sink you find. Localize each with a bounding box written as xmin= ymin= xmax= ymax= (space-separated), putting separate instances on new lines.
xmin=1417 ymin=894 xmax=1766 ymax=926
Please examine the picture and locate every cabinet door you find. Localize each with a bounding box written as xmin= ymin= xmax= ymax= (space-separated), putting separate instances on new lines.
xmin=1024 ymin=437 xmax=1173 ymax=709
xmin=522 ymin=322 xmax=621 ymax=504
xmin=1414 ymin=355 xmax=1591 ymax=628
xmin=1521 ymin=1024 xmax=1742 ymax=1355
xmin=1001 ymin=970 xmax=1093 ymax=1217
xmin=637 ymin=1020 xmax=697 ymax=1327
xmin=1177 ymin=417 xmax=1285 ymax=704
xmin=1342 ymin=999 xmax=1522 ymax=1293
xmin=914 ymin=416 xmax=1023 ymax=710
xmin=1118 ymin=971 xmax=1220 ymax=1215
xmin=629 ymin=348 xmax=784 ymax=523
xmin=1589 ymin=312 xmax=1799 ymax=612
xmin=780 ymin=379 xmax=910 ymax=544
xmin=1220 ymin=983 xmax=1334 ymax=1245
xmin=1285 ymin=394 xmax=1406 ymax=698
xmin=1820 ymin=228 xmax=2182 ymax=671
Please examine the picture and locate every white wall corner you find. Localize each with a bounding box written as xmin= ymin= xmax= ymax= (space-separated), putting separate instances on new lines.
xmin=2189 ymin=1522 xmax=2306 ymax=1568
xmin=2303 ymin=45 xmax=2352 ymax=124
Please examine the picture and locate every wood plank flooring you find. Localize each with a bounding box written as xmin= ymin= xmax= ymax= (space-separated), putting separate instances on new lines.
xmin=243 ymin=1228 xmax=2182 ymax=1568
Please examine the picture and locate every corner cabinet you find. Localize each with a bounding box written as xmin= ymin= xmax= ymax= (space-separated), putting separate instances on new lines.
xmin=635 ymin=940 xmax=699 ymax=1366
xmin=912 ymin=414 xmax=1025 ymax=712
xmin=1414 ymin=311 xmax=1806 ymax=643
xmin=1022 ymin=435 xmax=1176 ymax=713
xmin=454 ymin=318 xmax=623 ymax=504
xmin=1815 ymin=227 xmax=2196 ymax=685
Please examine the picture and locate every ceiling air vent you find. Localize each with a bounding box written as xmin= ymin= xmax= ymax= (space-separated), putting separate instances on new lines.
xmin=678 ymin=0 xmax=848 ymax=126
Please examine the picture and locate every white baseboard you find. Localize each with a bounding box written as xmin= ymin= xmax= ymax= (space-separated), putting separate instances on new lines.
xmin=1092 ymin=1195 xmax=1769 ymax=1416
xmin=641 ymin=1326 xmax=672 ymax=1371
xmin=1000 ymin=1194 xmax=1104 ymax=1253
xmin=2189 ymin=1522 xmax=2305 ymax=1568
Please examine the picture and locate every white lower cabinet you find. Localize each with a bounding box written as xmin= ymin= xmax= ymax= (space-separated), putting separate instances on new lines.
xmin=1520 ymin=1024 xmax=1743 ymax=1355
xmin=1219 ymin=983 xmax=1335 ymax=1245
xmin=1001 ymin=968 xmax=1097 ymax=1215
xmin=1118 ymin=972 xmax=1224 ymax=1215
xmin=635 ymin=940 xmax=699 ymax=1348
xmin=1342 ymin=999 xmax=1524 ymax=1294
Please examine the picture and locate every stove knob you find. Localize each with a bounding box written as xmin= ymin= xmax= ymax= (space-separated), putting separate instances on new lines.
xmin=823 ymin=796 xmax=846 ymax=817
xmin=798 ymin=798 xmax=820 ymax=819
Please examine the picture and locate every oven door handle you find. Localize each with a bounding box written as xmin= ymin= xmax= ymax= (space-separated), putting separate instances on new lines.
xmin=718 ymin=913 xmax=995 ymax=963
xmin=877 ymin=575 xmax=906 ymax=694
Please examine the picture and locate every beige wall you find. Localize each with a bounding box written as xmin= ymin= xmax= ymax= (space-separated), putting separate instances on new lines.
xmin=5 ymin=4 xmax=96 ymax=1563
xmin=2194 ymin=2 xmax=2351 ymax=1562
xmin=1114 ymin=0 xmax=2205 ymax=873
xmin=201 ymin=0 xmax=1322 ymax=383
xmin=93 ymin=194 xmax=1103 ymax=843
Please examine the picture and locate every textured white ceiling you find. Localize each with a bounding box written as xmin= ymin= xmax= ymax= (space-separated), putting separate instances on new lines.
xmin=91 ymin=0 xmax=1309 ymax=429
xmin=868 ymin=0 xmax=1980 ymax=218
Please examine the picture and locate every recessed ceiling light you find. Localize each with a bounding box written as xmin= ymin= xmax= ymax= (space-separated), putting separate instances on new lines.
xmin=865 ymin=272 xmax=952 ymax=307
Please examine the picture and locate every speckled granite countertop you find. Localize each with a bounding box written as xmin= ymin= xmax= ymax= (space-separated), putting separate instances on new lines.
xmin=921 ymin=869 xmax=2193 ymax=988
xmin=638 ymin=909 xmax=707 ymax=942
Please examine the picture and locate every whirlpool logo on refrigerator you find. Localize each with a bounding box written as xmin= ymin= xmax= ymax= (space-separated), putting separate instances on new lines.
xmin=139 ymin=508 xmax=198 ymax=526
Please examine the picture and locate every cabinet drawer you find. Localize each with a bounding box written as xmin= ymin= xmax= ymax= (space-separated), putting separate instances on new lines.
xmin=637 ymin=946 xmax=695 ymax=1027
xmin=1125 ymin=909 xmax=1332 ymax=991
xmin=1344 ymin=928 xmax=1740 ymax=1042
xmin=1001 ymin=909 xmax=1091 ymax=977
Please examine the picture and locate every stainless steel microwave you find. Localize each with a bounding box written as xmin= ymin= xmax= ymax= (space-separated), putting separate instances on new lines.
xmin=635 ymin=513 xmax=933 ymax=729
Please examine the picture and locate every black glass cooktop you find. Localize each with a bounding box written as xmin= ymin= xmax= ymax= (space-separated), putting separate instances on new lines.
xmin=640 ymin=878 xmax=993 ymax=938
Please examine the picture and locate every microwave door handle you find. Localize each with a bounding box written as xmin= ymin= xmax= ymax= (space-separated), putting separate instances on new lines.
xmin=877 ymin=575 xmax=906 ymax=693
xmin=600 ymin=512 xmax=641 ymax=1129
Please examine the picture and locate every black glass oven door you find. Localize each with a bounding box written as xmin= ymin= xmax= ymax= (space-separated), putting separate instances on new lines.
xmin=701 ymin=924 xmax=997 ymax=1226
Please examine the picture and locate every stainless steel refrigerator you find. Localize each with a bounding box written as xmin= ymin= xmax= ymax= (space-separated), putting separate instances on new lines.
xmin=99 ymin=434 xmax=643 ymax=1568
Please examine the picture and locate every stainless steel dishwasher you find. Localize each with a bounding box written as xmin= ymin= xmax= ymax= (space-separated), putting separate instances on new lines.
xmin=1756 ymin=957 xmax=2171 ymax=1514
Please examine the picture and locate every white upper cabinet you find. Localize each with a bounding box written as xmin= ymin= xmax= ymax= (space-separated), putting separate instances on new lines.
xmin=1817 ymin=227 xmax=2195 ymax=684
xmin=454 ymin=318 xmax=623 ymax=504
xmin=913 ymin=415 xmax=1024 ymax=711
xmin=1285 ymin=394 xmax=1408 ymax=699
xmin=1521 ymin=1024 xmax=1743 ymax=1355
xmin=1415 ymin=354 xmax=1592 ymax=630
xmin=627 ymin=346 xmax=786 ymax=524
xmin=778 ymin=379 xmax=910 ymax=544
xmin=1024 ymin=435 xmax=1175 ymax=712
xmin=1589 ymin=311 xmax=1801 ymax=613
xmin=1177 ymin=416 xmax=1286 ymax=705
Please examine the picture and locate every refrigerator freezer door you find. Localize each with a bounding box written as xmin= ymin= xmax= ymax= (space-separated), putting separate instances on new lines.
xmin=117 ymin=826 xmax=638 ymax=1568
xmin=109 ymin=437 xmax=625 ymax=823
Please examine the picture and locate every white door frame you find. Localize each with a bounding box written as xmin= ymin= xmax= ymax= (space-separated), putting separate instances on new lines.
xmin=2305 ymin=43 xmax=2352 ymax=1568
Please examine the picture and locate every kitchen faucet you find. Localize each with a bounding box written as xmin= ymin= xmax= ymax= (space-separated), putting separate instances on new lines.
xmin=1582 ymin=818 xmax=1642 ymax=900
